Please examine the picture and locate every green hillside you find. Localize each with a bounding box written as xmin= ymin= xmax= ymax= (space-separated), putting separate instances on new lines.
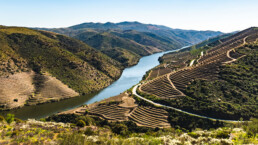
xmin=0 ymin=26 xmax=122 ymax=94
xmin=111 ymin=30 xmax=182 ymax=51
xmin=140 ymin=27 xmax=258 ymax=120
xmin=74 ymin=31 xmax=146 ymax=67
xmin=184 ymin=33 xmax=235 ymax=53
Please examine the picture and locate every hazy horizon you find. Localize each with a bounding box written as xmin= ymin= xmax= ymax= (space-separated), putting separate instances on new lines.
xmin=1 ymin=0 xmax=258 ymax=33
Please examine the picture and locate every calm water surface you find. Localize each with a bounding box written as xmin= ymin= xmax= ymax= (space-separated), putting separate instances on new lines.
xmin=0 ymin=47 xmax=186 ymax=120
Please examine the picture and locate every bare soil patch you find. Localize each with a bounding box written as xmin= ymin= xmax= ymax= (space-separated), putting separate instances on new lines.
xmin=0 ymin=71 xmax=79 ymax=110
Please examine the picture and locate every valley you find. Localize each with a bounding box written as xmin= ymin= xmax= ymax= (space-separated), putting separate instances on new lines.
xmin=1 ymin=0 xmax=258 ymax=144
xmin=52 ymin=27 xmax=258 ymax=130
xmin=0 ymin=22 xmax=221 ymax=112
xmin=0 ymin=47 xmax=181 ymax=119
xmin=0 ymin=23 xmax=257 ymax=145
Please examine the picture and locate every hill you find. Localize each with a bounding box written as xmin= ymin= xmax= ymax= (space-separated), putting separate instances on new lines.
xmin=182 ymin=33 xmax=235 ymax=53
xmin=38 ymin=21 xmax=223 ymax=67
xmin=139 ymin=27 xmax=258 ymax=120
xmin=65 ymin=21 xmax=223 ymax=45
xmin=0 ymin=26 xmax=123 ymax=110
xmin=74 ymin=30 xmax=145 ymax=67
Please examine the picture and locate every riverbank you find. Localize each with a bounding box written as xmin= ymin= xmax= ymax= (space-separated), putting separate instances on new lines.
xmin=0 ymin=47 xmax=186 ymax=120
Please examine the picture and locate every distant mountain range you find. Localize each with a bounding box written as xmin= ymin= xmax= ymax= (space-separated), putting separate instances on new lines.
xmin=38 ymin=21 xmax=223 ymax=67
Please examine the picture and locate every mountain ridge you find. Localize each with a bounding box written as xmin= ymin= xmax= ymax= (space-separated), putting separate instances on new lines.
xmin=36 ymin=21 xmax=223 ymax=67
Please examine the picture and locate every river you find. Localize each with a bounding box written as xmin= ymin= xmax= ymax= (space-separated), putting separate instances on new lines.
xmin=0 ymin=47 xmax=186 ymax=120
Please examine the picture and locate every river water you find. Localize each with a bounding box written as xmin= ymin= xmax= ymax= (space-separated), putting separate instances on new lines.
xmin=0 ymin=47 xmax=185 ymax=120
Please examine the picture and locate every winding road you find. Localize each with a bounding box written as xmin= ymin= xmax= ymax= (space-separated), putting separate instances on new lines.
xmin=132 ymin=84 xmax=243 ymax=123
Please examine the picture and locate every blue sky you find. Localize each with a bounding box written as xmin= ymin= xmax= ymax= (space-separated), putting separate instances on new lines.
xmin=0 ymin=0 xmax=258 ymax=32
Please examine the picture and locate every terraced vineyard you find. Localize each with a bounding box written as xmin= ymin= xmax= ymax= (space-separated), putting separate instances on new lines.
xmin=88 ymin=104 xmax=131 ymax=121
xmin=139 ymin=27 xmax=258 ymax=100
xmin=160 ymin=51 xmax=196 ymax=70
xmin=140 ymin=75 xmax=184 ymax=99
xmin=88 ymin=103 xmax=172 ymax=128
xmin=147 ymin=66 xmax=172 ymax=80
xmin=128 ymin=106 xmax=171 ymax=128
xmin=197 ymin=27 xmax=255 ymax=64
xmin=169 ymin=62 xmax=220 ymax=91
xmin=73 ymin=94 xmax=172 ymax=128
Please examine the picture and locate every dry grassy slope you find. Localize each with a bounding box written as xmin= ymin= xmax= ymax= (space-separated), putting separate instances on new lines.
xmin=0 ymin=26 xmax=123 ymax=110
xmin=0 ymin=71 xmax=79 ymax=110
xmin=0 ymin=72 xmax=34 ymax=109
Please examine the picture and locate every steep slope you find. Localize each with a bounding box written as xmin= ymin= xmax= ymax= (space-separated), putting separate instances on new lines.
xmin=184 ymin=32 xmax=236 ymax=53
xmin=139 ymin=27 xmax=258 ymax=120
xmin=110 ymin=30 xmax=182 ymax=51
xmin=74 ymin=31 xmax=147 ymax=67
xmin=0 ymin=26 xmax=122 ymax=110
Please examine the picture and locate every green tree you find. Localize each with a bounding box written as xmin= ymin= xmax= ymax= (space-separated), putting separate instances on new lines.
xmin=112 ymin=123 xmax=128 ymax=136
xmin=76 ymin=120 xmax=86 ymax=127
xmin=5 ymin=114 xmax=15 ymax=124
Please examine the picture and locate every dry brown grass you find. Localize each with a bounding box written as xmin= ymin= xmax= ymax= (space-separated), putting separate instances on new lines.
xmin=27 ymin=73 xmax=79 ymax=105
xmin=0 ymin=71 xmax=79 ymax=110
xmin=0 ymin=71 xmax=34 ymax=109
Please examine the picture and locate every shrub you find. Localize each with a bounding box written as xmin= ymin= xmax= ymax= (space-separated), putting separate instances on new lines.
xmin=11 ymin=130 xmax=19 ymax=137
xmin=84 ymin=109 xmax=89 ymax=115
xmin=14 ymin=118 xmax=24 ymax=124
xmin=5 ymin=114 xmax=15 ymax=124
xmin=215 ymin=130 xmax=230 ymax=138
xmin=0 ymin=115 xmax=5 ymax=122
xmin=76 ymin=120 xmax=86 ymax=127
xmin=244 ymin=118 xmax=258 ymax=137
xmin=39 ymin=118 xmax=46 ymax=122
xmin=47 ymin=114 xmax=79 ymax=123
xmin=188 ymin=132 xmax=200 ymax=138
xmin=76 ymin=116 xmax=95 ymax=126
xmin=84 ymin=127 xmax=95 ymax=135
xmin=112 ymin=123 xmax=128 ymax=136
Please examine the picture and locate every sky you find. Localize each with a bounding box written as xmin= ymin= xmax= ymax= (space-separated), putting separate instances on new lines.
xmin=0 ymin=0 xmax=258 ymax=32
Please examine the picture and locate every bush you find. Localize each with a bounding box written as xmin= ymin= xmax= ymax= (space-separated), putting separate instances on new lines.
xmin=244 ymin=118 xmax=258 ymax=137
xmin=47 ymin=114 xmax=79 ymax=123
xmin=14 ymin=118 xmax=24 ymax=124
xmin=76 ymin=120 xmax=86 ymax=127
xmin=84 ymin=109 xmax=89 ymax=115
xmin=76 ymin=116 xmax=95 ymax=126
xmin=112 ymin=123 xmax=128 ymax=136
xmin=84 ymin=127 xmax=95 ymax=135
xmin=215 ymin=130 xmax=230 ymax=138
xmin=0 ymin=115 xmax=5 ymax=122
xmin=188 ymin=132 xmax=200 ymax=138
xmin=11 ymin=130 xmax=19 ymax=137
xmin=39 ymin=118 xmax=46 ymax=122
xmin=5 ymin=114 xmax=15 ymax=124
